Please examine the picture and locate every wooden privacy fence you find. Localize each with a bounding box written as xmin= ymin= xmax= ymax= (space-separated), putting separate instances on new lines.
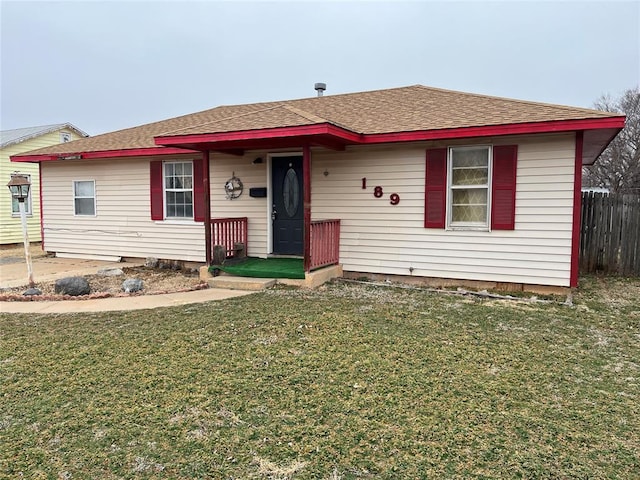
xmin=580 ymin=192 xmax=640 ymax=275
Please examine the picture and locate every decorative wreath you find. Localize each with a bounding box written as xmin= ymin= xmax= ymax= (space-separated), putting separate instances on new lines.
xmin=224 ymin=174 xmax=243 ymax=200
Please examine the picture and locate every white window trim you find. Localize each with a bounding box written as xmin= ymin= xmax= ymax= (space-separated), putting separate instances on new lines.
xmin=10 ymin=173 xmax=33 ymax=217
xmin=73 ymin=180 xmax=96 ymax=217
xmin=446 ymin=145 xmax=492 ymax=231
xmin=163 ymin=160 xmax=195 ymax=221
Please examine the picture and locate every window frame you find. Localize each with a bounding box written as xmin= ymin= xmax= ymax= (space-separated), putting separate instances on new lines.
xmin=446 ymin=145 xmax=492 ymax=231
xmin=73 ymin=180 xmax=96 ymax=216
xmin=10 ymin=173 xmax=33 ymax=217
xmin=163 ymin=160 xmax=194 ymax=220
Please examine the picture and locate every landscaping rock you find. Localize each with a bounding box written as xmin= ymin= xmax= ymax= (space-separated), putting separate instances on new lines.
xmin=122 ymin=278 xmax=144 ymax=293
xmin=97 ymin=267 xmax=124 ymax=276
xmin=54 ymin=277 xmax=91 ymax=296
xmin=145 ymin=257 xmax=159 ymax=268
xmin=23 ymin=287 xmax=42 ymax=296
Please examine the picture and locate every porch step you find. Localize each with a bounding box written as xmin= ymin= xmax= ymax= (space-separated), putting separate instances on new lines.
xmin=207 ymin=276 xmax=276 ymax=291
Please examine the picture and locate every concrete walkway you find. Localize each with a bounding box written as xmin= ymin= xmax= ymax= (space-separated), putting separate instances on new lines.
xmin=0 ymin=288 xmax=254 ymax=314
xmin=0 ymin=255 xmax=255 ymax=314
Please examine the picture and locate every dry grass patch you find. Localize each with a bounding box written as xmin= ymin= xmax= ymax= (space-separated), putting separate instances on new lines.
xmin=1 ymin=275 xmax=638 ymax=478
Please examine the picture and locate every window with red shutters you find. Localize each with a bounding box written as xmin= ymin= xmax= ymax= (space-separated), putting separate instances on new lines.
xmin=149 ymin=159 xmax=205 ymax=221
xmin=425 ymin=145 xmax=517 ymax=231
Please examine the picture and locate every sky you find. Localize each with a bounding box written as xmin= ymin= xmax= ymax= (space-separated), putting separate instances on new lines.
xmin=1 ymin=0 xmax=639 ymax=136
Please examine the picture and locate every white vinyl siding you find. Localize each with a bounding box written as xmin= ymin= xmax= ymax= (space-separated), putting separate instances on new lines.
xmin=209 ymin=154 xmax=270 ymax=258
xmin=39 ymin=133 xmax=578 ymax=286
xmin=311 ymin=133 xmax=576 ymax=287
xmin=41 ymin=155 xmax=206 ymax=261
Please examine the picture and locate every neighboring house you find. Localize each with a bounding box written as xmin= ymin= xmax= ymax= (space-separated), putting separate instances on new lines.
xmin=1 ymin=123 xmax=88 ymax=244
xmin=11 ymin=85 xmax=624 ymax=291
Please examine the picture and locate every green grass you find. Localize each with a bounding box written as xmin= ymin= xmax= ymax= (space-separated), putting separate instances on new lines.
xmin=1 ymin=276 xmax=639 ymax=479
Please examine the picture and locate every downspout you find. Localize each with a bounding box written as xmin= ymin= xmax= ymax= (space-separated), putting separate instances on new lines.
xmin=570 ymin=131 xmax=584 ymax=288
xmin=202 ymin=150 xmax=212 ymax=265
xmin=303 ymin=145 xmax=311 ymax=272
xmin=39 ymin=162 xmax=45 ymax=252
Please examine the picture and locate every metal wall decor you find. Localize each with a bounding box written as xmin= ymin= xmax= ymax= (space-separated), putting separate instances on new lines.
xmin=225 ymin=173 xmax=243 ymax=200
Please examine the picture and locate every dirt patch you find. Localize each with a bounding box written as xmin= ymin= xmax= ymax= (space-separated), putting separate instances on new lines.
xmin=1 ymin=243 xmax=208 ymax=301
xmin=0 ymin=266 xmax=207 ymax=301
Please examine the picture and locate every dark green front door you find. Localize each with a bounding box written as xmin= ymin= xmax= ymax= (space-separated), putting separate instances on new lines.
xmin=272 ymin=156 xmax=303 ymax=255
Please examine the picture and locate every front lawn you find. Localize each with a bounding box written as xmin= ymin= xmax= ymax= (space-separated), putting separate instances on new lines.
xmin=1 ymin=277 xmax=638 ymax=478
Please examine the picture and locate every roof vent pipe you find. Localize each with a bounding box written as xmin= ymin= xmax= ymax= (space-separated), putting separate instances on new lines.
xmin=314 ymin=83 xmax=326 ymax=97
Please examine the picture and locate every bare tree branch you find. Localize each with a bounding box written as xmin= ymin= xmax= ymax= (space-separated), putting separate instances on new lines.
xmin=583 ymin=87 xmax=640 ymax=194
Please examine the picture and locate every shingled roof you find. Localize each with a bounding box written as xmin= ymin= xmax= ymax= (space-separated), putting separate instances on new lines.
xmin=12 ymin=85 xmax=624 ymax=162
xmin=1 ymin=123 xmax=88 ymax=148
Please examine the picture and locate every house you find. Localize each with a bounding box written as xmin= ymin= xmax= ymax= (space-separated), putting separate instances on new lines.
xmin=11 ymin=85 xmax=624 ymax=292
xmin=1 ymin=123 xmax=88 ymax=244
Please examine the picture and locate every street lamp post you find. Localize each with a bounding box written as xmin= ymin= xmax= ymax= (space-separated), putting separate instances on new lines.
xmin=7 ymin=174 xmax=35 ymax=287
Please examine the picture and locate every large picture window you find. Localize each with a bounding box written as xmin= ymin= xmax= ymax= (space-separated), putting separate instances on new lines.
xmin=10 ymin=173 xmax=32 ymax=216
xmin=448 ymin=146 xmax=491 ymax=228
xmin=74 ymin=180 xmax=96 ymax=216
xmin=164 ymin=162 xmax=193 ymax=219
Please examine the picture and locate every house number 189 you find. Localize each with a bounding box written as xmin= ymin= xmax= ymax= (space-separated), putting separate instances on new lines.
xmin=362 ymin=178 xmax=400 ymax=205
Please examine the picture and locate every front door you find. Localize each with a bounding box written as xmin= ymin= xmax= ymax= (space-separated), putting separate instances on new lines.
xmin=272 ymin=156 xmax=303 ymax=255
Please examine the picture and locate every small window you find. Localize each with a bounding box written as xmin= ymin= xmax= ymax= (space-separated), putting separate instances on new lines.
xmin=74 ymin=180 xmax=96 ymax=216
xmin=60 ymin=132 xmax=72 ymax=143
xmin=10 ymin=173 xmax=32 ymax=216
xmin=164 ymin=162 xmax=193 ymax=219
xmin=448 ymin=146 xmax=491 ymax=228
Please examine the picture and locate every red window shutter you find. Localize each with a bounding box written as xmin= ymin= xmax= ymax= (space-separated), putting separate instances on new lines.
xmin=425 ymin=148 xmax=447 ymax=228
xmin=192 ymin=158 xmax=205 ymax=222
xmin=491 ymin=145 xmax=518 ymax=230
xmin=150 ymin=161 xmax=164 ymax=220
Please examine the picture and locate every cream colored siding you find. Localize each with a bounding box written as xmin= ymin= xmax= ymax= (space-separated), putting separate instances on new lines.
xmin=209 ymin=153 xmax=269 ymax=257
xmin=1 ymin=129 xmax=84 ymax=244
xmin=41 ymin=155 xmax=206 ymax=261
xmin=311 ymin=134 xmax=576 ymax=286
xmin=39 ymin=133 xmax=577 ymax=286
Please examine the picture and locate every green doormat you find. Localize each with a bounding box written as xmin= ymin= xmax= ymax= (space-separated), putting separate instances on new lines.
xmin=210 ymin=257 xmax=305 ymax=279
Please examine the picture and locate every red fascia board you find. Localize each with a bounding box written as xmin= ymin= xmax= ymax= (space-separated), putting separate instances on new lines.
xmin=570 ymin=131 xmax=584 ymax=288
xmin=11 ymin=147 xmax=199 ymax=163
xmin=154 ymin=117 xmax=624 ymax=148
xmin=360 ymin=117 xmax=626 ymax=144
xmin=154 ymin=124 xmax=363 ymax=146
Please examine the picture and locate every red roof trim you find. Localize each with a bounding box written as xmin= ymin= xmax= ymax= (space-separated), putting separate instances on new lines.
xmin=154 ymin=123 xmax=363 ymax=146
xmin=570 ymin=131 xmax=584 ymax=288
xmin=361 ymin=117 xmax=625 ymax=144
xmin=11 ymin=147 xmax=199 ymax=163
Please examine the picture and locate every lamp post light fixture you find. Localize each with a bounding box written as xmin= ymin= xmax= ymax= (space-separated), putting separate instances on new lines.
xmin=7 ymin=174 xmax=35 ymax=287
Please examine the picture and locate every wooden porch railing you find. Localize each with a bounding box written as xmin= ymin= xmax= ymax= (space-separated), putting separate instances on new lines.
xmin=210 ymin=217 xmax=248 ymax=259
xmin=309 ymin=219 xmax=341 ymax=271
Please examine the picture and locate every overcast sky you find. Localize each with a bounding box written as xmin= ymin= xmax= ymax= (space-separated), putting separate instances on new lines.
xmin=1 ymin=0 xmax=638 ymax=136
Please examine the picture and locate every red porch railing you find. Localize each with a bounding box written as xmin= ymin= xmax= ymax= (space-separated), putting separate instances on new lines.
xmin=210 ymin=217 xmax=248 ymax=259
xmin=309 ymin=219 xmax=341 ymax=271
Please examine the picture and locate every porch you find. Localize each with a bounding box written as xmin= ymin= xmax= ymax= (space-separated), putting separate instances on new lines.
xmin=201 ymin=216 xmax=342 ymax=288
